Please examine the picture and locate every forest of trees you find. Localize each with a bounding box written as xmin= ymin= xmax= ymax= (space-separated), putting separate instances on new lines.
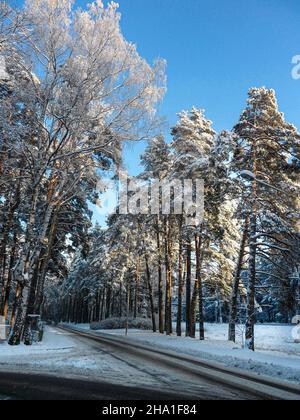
xmin=0 ymin=0 xmax=165 ymax=345
xmin=0 ymin=1 xmax=300 ymax=351
xmin=50 ymin=95 xmax=300 ymax=351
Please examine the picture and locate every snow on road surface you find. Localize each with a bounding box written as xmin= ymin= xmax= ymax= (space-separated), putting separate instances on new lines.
xmin=1 ymin=324 xmax=299 ymax=387
xmin=0 ymin=326 xmax=257 ymax=400
xmin=0 ymin=327 xmax=160 ymax=388
xmin=70 ymin=323 xmax=300 ymax=385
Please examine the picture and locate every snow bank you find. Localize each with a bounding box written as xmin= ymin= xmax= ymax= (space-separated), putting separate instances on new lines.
xmin=0 ymin=327 xmax=159 ymax=388
xmin=1 ymin=324 xmax=299 ymax=386
xmin=0 ymin=327 xmax=75 ymax=356
xmin=75 ymin=323 xmax=300 ymax=385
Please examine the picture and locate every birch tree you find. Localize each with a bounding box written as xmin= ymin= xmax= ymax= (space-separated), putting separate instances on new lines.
xmin=0 ymin=0 xmax=166 ymax=345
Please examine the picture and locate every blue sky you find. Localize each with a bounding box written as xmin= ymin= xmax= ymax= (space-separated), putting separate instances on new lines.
xmin=92 ymin=0 xmax=300 ymax=174
xmin=75 ymin=0 xmax=300 ymax=175
xmin=76 ymin=0 xmax=300 ymax=222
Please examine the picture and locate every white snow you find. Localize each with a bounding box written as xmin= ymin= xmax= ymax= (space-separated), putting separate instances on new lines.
xmin=71 ymin=323 xmax=300 ymax=385
xmin=0 ymin=327 xmax=166 ymax=388
xmin=0 ymin=328 xmax=75 ymax=356
xmin=1 ymin=324 xmax=299 ymax=386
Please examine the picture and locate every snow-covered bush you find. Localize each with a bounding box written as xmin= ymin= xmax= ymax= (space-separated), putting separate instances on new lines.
xmin=90 ymin=317 xmax=153 ymax=331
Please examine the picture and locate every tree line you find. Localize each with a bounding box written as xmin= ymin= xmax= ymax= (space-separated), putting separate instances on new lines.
xmin=1 ymin=1 xmax=299 ymax=350
xmin=50 ymin=91 xmax=300 ymax=351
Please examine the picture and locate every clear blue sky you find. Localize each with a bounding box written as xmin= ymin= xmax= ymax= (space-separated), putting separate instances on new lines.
xmin=75 ymin=0 xmax=300 ymax=223
xmin=78 ymin=0 xmax=299 ymax=175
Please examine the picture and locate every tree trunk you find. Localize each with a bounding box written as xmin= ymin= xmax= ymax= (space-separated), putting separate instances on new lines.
xmin=2 ymin=233 xmax=18 ymax=321
xmin=119 ymin=280 xmax=123 ymax=318
xmin=156 ymin=216 xmax=164 ymax=334
xmin=8 ymin=281 xmax=30 ymax=346
xmin=190 ymin=280 xmax=199 ymax=338
xmin=145 ymin=256 xmax=157 ymax=332
xmin=185 ymin=238 xmax=192 ymax=337
xmin=134 ymin=259 xmax=140 ymax=319
xmin=9 ymin=186 xmax=53 ymax=345
xmin=176 ymin=216 xmax=184 ymax=336
xmin=10 ymin=284 xmax=20 ymax=329
xmin=105 ymin=287 xmax=111 ymax=319
xmin=195 ymin=235 xmax=205 ymax=341
xmin=100 ymin=290 xmax=105 ymax=321
xmin=246 ymin=141 xmax=258 ymax=351
xmin=0 ymin=180 xmax=21 ymax=313
xmin=34 ymin=209 xmax=59 ymax=314
xmin=164 ymin=217 xmax=172 ymax=335
xmin=0 ymin=219 xmax=11 ymax=311
xmin=228 ymin=215 xmax=249 ymax=342
xmin=23 ymin=261 xmax=42 ymax=345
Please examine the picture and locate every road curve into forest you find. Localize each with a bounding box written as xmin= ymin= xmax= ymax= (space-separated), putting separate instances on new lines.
xmin=0 ymin=325 xmax=299 ymax=401
xmin=58 ymin=326 xmax=300 ymax=401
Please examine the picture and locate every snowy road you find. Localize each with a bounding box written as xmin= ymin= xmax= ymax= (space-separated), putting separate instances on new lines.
xmin=0 ymin=371 xmax=208 ymax=400
xmin=58 ymin=326 xmax=300 ymax=400
xmin=1 ymin=326 xmax=300 ymax=400
xmin=0 ymin=326 xmax=262 ymax=400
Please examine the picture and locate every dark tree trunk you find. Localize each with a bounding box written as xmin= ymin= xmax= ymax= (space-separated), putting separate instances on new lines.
xmin=2 ymin=234 xmax=18 ymax=321
xmin=190 ymin=280 xmax=199 ymax=338
xmin=34 ymin=210 xmax=59 ymax=315
xmin=246 ymin=141 xmax=258 ymax=351
xmin=100 ymin=290 xmax=105 ymax=321
xmin=134 ymin=259 xmax=140 ymax=319
xmin=195 ymin=235 xmax=205 ymax=341
xmin=8 ymin=282 xmax=30 ymax=346
xmin=145 ymin=256 xmax=157 ymax=332
xmin=105 ymin=287 xmax=111 ymax=319
xmin=9 ymin=185 xmax=53 ymax=345
xmin=0 ymin=183 xmax=20 ymax=314
xmin=185 ymin=238 xmax=192 ymax=337
xmin=156 ymin=216 xmax=164 ymax=334
xmin=119 ymin=280 xmax=123 ymax=318
xmin=23 ymin=261 xmax=42 ymax=345
xmin=228 ymin=215 xmax=249 ymax=342
xmin=164 ymin=217 xmax=172 ymax=336
xmin=176 ymin=217 xmax=184 ymax=336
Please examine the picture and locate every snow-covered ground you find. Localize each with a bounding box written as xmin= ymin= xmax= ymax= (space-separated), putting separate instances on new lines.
xmin=0 ymin=326 xmax=263 ymax=401
xmin=70 ymin=323 xmax=300 ymax=385
xmin=0 ymin=327 xmax=159 ymax=388
xmin=1 ymin=324 xmax=299 ymax=387
xmin=1 ymin=327 xmax=201 ymax=393
xmin=0 ymin=327 xmax=75 ymax=357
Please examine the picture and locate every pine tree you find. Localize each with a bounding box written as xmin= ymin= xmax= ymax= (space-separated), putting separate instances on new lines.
xmin=141 ymin=136 xmax=172 ymax=333
xmin=233 ymin=87 xmax=300 ymax=350
xmin=171 ymin=109 xmax=232 ymax=339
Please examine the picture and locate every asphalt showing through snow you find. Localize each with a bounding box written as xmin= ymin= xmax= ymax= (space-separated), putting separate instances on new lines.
xmin=0 ymin=327 xmax=261 ymax=400
xmin=0 ymin=371 xmax=212 ymax=400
